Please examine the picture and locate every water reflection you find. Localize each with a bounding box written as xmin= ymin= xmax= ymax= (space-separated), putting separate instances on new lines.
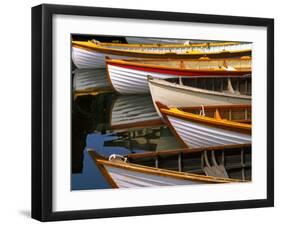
xmin=73 ymin=68 xmax=111 ymax=94
xmin=71 ymin=91 xmax=183 ymax=190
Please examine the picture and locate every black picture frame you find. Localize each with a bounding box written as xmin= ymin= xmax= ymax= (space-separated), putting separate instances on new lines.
xmin=31 ymin=3 xmax=274 ymax=222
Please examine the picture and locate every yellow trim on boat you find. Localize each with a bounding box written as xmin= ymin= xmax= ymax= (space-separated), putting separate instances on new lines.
xmin=106 ymin=58 xmax=252 ymax=73
xmin=73 ymin=40 xmax=243 ymax=48
xmin=91 ymin=151 xmax=243 ymax=183
xmin=72 ymin=40 xmax=252 ymax=56
xmin=161 ymin=107 xmax=251 ymax=132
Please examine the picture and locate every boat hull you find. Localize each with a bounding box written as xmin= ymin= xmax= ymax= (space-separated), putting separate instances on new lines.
xmin=106 ymin=59 xmax=251 ymax=94
xmin=148 ymin=78 xmax=251 ymax=117
xmin=72 ymin=46 xmax=139 ymax=69
xmin=107 ymin=64 xmax=183 ymax=94
xmin=88 ymin=151 xmax=242 ymax=189
xmin=72 ymin=41 xmax=252 ymax=69
xmin=166 ymin=115 xmax=251 ymax=149
xmin=103 ymin=164 xmax=203 ymax=188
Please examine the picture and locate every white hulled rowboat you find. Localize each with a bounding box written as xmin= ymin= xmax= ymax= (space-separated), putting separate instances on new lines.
xmin=148 ymin=77 xmax=251 ymax=118
xmin=159 ymin=104 xmax=251 ymax=149
xmin=72 ymin=40 xmax=252 ymax=69
xmin=106 ymin=57 xmax=251 ymax=94
xmin=88 ymin=151 xmax=243 ymax=188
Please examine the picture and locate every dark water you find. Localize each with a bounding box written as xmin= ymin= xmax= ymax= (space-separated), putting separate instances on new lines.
xmin=71 ymin=93 xmax=183 ymax=190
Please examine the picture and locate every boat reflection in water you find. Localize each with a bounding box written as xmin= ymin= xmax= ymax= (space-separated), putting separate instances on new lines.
xmin=71 ymin=92 xmax=183 ymax=190
xmin=105 ymin=95 xmax=182 ymax=152
xmin=73 ymin=68 xmax=113 ymax=98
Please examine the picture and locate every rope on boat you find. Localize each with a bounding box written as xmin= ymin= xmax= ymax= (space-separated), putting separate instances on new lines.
xmin=109 ymin=154 xmax=127 ymax=162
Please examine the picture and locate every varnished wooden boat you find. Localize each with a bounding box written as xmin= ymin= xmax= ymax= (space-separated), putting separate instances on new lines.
xmin=126 ymin=143 xmax=251 ymax=181
xmin=148 ymin=77 xmax=251 ymax=117
xmin=158 ymin=103 xmax=251 ymax=149
xmin=106 ymin=57 xmax=251 ymax=94
xmin=88 ymin=150 xmax=244 ymax=188
xmin=126 ymin=37 xmax=191 ymax=44
xmin=125 ymin=37 xmax=250 ymax=45
xmin=72 ymin=40 xmax=252 ymax=69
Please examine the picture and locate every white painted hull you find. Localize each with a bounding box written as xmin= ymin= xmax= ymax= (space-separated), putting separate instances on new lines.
xmin=148 ymin=78 xmax=251 ymax=117
xmin=107 ymin=64 xmax=182 ymax=94
xmin=104 ymin=165 xmax=203 ymax=188
xmin=72 ymin=47 xmax=136 ymax=69
xmin=167 ymin=115 xmax=251 ymax=149
xmin=111 ymin=95 xmax=161 ymax=129
xmin=73 ymin=69 xmax=110 ymax=91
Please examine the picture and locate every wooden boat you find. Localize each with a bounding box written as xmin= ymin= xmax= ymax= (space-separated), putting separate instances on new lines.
xmin=148 ymin=77 xmax=251 ymax=117
xmin=126 ymin=143 xmax=251 ymax=181
xmin=106 ymin=57 xmax=251 ymax=94
xmin=73 ymin=69 xmax=112 ymax=96
xmin=88 ymin=150 xmax=243 ymax=188
xmin=125 ymin=37 xmax=191 ymax=44
xmin=125 ymin=37 xmax=250 ymax=45
xmin=72 ymin=40 xmax=252 ymax=69
xmin=158 ymin=103 xmax=251 ymax=149
xmin=110 ymin=95 xmax=163 ymax=131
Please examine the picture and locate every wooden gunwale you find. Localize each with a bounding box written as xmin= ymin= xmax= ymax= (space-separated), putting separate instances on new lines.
xmin=72 ymin=43 xmax=252 ymax=59
xmin=88 ymin=150 xmax=243 ymax=183
xmin=179 ymin=104 xmax=251 ymax=111
xmin=82 ymin=40 xmax=242 ymax=48
xmin=149 ymin=78 xmax=251 ymax=100
xmin=72 ymin=40 xmax=244 ymax=48
xmin=126 ymin=143 xmax=251 ymax=159
xmin=159 ymin=104 xmax=251 ymax=134
xmin=106 ymin=58 xmax=252 ymax=77
xmin=109 ymin=56 xmax=252 ymax=63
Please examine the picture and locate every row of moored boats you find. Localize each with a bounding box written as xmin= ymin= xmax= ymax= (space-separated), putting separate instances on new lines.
xmin=72 ymin=38 xmax=252 ymax=188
